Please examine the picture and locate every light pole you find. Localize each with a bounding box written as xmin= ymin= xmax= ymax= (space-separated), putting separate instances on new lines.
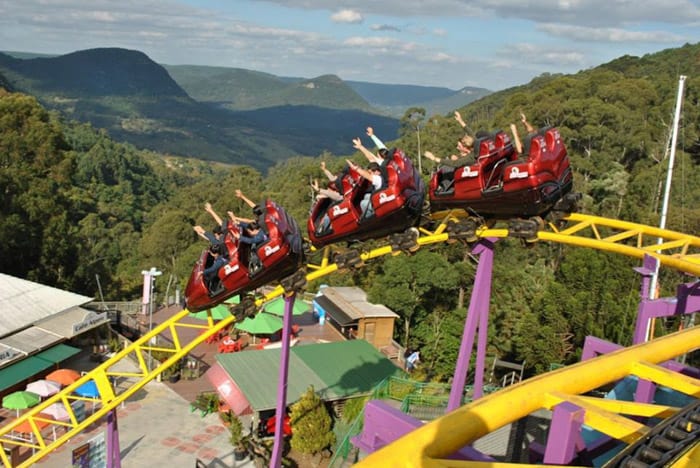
xmin=141 ymin=267 xmax=162 ymax=371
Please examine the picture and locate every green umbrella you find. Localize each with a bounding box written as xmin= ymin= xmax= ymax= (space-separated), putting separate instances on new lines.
xmin=3 ymin=390 xmax=41 ymax=416
xmin=262 ymin=297 xmax=310 ymax=317
xmin=188 ymin=304 xmax=232 ymax=321
xmin=235 ymin=313 xmax=283 ymax=335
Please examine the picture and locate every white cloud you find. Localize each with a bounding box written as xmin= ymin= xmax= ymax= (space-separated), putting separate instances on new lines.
xmin=502 ymin=43 xmax=586 ymax=66
xmin=538 ymin=23 xmax=687 ymax=42
xmin=248 ymin=0 xmax=700 ymax=26
xmin=331 ymin=9 xmax=363 ymax=24
xmin=370 ymin=24 xmax=401 ymax=32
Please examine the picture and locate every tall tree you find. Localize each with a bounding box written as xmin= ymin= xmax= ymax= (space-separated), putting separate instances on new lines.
xmin=289 ymin=386 xmax=336 ymax=455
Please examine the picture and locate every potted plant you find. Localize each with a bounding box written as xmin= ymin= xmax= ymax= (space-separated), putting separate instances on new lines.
xmin=191 ymin=392 xmax=220 ymax=416
xmin=228 ymin=413 xmax=248 ymax=461
xmin=161 ymin=358 xmax=182 ymax=383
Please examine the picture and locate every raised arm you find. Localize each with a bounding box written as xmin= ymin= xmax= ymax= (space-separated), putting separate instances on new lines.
xmin=454 ymin=111 xmax=467 ymax=129
xmin=423 ymin=151 xmax=441 ymax=163
xmin=204 ymin=202 xmax=224 ymax=226
xmin=352 ymin=137 xmax=381 ymax=163
xmin=235 ymin=189 xmax=257 ymax=210
xmin=520 ymin=112 xmax=535 ymax=134
xmin=227 ymin=210 xmax=254 ymax=224
xmin=510 ymin=123 xmax=523 ymax=154
xmin=346 ymin=159 xmax=373 ymax=182
xmin=366 ymin=127 xmax=387 ymax=150
xmin=320 ymin=161 xmax=337 ymax=182
xmin=194 ymin=225 xmax=216 ymax=244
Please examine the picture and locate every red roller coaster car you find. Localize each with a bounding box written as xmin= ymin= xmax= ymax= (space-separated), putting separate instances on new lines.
xmin=185 ymin=199 xmax=305 ymax=312
xmin=307 ymin=148 xmax=425 ymax=248
xmin=429 ymin=127 xmax=576 ymax=219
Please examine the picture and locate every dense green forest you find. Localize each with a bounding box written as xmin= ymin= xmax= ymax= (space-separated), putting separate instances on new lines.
xmin=1 ymin=43 xmax=699 ymax=380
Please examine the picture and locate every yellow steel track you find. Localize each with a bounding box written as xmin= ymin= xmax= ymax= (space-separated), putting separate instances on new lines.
xmin=2 ymin=211 xmax=700 ymax=467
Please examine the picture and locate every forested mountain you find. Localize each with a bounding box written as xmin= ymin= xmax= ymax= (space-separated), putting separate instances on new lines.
xmin=0 ymin=48 xmax=400 ymax=170
xmin=1 ymin=42 xmax=699 ymax=380
xmin=164 ymin=63 xmax=490 ymax=117
xmin=344 ymin=81 xmax=491 ymax=117
xmin=165 ymin=65 xmax=373 ymax=112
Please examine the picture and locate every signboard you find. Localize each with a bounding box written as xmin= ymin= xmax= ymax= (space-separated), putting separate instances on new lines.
xmin=72 ymin=312 xmax=108 ymax=335
xmin=71 ymin=432 xmax=105 ymax=468
xmin=0 ymin=345 xmax=21 ymax=367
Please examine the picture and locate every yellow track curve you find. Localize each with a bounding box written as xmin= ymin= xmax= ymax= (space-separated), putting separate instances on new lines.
xmin=2 ymin=212 xmax=699 ymax=467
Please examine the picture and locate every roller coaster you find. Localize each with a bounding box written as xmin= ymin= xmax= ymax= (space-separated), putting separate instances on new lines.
xmin=2 ymin=130 xmax=700 ymax=467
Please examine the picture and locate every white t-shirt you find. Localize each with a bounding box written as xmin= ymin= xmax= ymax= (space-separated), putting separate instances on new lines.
xmin=371 ymin=173 xmax=382 ymax=191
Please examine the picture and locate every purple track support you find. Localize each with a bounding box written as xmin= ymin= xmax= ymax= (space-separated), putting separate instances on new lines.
xmin=106 ymin=409 xmax=121 ymax=468
xmin=448 ymin=239 xmax=496 ymax=410
xmin=352 ymin=401 xmax=495 ymax=461
xmin=581 ymin=336 xmax=622 ymax=361
xmin=352 ymin=400 xmax=422 ymax=453
xmin=543 ymin=401 xmax=585 ymax=465
xmin=270 ymin=292 xmax=296 ymax=468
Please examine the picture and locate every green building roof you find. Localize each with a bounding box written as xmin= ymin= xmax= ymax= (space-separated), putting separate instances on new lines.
xmin=215 ymin=340 xmax=404 ymax=411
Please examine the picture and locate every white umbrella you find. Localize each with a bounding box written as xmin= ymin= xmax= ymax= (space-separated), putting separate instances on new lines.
xmin=42 ymin=402 xmax=71 ymax=421
xmin=26 ymin=380 xmax=62 ymax=398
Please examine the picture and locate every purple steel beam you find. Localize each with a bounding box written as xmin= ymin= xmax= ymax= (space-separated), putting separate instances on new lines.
xmin=633 ymin=255 xmax=700 ymax=344
xmin=581 ymin=336 xmax=623 ymax=361
xmin=106 ymin=409 xmax=121 ymax=468
xmin=352 ymin=401 xmax=495 ymax=461
xmin=270 ymin=292 xmax=296 ymax=468
xmin=543 ymin=401 xmax=586 ymax=465
xmin=448 ymin=239 xmax=496 ymax=410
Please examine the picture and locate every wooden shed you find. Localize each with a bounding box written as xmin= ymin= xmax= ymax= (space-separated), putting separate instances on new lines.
xmin=313 ymin=286 xmax=398 ymax=350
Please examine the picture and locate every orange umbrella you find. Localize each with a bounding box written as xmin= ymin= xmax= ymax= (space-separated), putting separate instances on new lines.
xmin=14 ymin=418 xmax=50 ymax=434
xmin=46 ymin=369 xmax=81 ymax=386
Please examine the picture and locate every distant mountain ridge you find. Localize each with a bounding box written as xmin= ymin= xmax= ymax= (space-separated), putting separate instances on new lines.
xmin=0 ymin=48 xmax=401 ymax=170
xmin=0 ymin=48 xmax=187 ymax=97
xmin=164 ymin=63 xmax=491 ymax=117
xmin=164 ymin=65 xmax=374 ymax=112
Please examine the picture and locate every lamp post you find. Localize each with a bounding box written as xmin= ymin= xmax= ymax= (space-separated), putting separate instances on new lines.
xmin=141 ymin=267 xmax=162 ymax=371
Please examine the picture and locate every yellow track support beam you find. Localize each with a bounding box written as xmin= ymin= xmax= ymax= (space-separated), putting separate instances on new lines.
xmin=0 ymin=308 xmax=234 ymax=468
xmin=545 ymin=213 xmax=700 ymax=276
xmin=356 ymin=326 xmax=700 ymax=467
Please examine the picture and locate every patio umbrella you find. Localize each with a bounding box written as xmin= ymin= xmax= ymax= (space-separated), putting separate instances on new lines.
xmin=26 ymin=379 xmax=62 ymax=398
xmin=74 ymin=380 xmax=99 ymax=398
xmin=262 ymin=297 xmax=310 ymax=316
xmin=42 ymin=402 xmax=71 ymax=421
xmin=2 ymin=390 xmax=40 ymax=416
xmin=46 ymin=368 xmax=81 ymax=386
xmin=188 ymin=304 xmax=232 ymax=321
xmin=234 ymin=313 xmax=283 ymax=335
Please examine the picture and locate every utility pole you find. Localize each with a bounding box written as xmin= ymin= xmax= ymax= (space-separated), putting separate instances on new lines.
xmin=646 ymin=75 xmax=686 ymax=341
xmin=141 ymin=267 xmax=163 ymax=371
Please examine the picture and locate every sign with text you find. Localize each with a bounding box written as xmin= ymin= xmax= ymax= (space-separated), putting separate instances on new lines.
xmin=72 ymin=312 xmax=108 ymax=335
xmin=71 ymin=432 xmax=105 ymax=468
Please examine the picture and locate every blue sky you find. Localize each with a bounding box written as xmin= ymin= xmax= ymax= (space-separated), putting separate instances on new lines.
xmin=0 ymin=0 xmax=697 ymax=90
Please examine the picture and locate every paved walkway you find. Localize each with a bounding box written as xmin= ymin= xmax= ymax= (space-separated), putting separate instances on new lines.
xmin=23 ymin=355 xmax=255 ymax=467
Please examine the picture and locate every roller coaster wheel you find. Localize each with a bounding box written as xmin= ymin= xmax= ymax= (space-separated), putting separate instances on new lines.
xmin=524 ymin=217 xmax=544 ymax=243
xmin=233 ymin=296 xmax=257 ymax=319
xmin=334 ymin=249 xmax=364 ymax=271
xmin=302 ymin=239 xmax=313 ymax=256
xmin=549 ymin=192 xmax=582 ymax=224
xmin=281 ymin=270 xmax=307 ymax=293
xmin=446 ymin=218 xmax=478 ymax=243
xmin=390 ymin=228 xmax=421 ymax=254
xmin=508 ymin=218 xmax=540 ymax=241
